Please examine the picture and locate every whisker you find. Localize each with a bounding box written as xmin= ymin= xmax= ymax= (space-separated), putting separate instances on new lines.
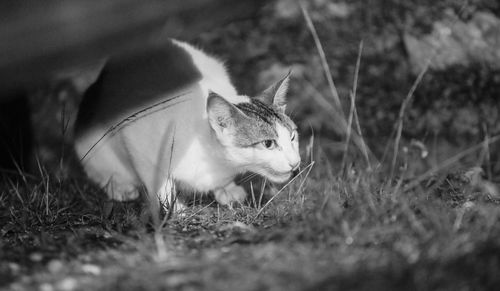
xmin=253 ymin=160 xmax=315 ymax=221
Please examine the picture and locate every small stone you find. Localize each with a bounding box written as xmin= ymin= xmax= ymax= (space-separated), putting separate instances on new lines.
xmin=39 ymin=283 xmax=54 ymax=291
xmin=29 ymin=253 xmax=43 ymax=262
xmin=8 ymin=263 xmax=20 ymax=274
xmin=57 ymin=278 xmax=78 ymax=291
xmin=326 ymin=2 xmax=352 ymax=18
xmin=274 ymin=0 xmax=301 ymax=20
xmin=81 ymin=264 xmax=101 ymax=276
xmin=463 ymin=201 xmax=475 ymax=209
xmin=47 ymin=260 xmax=64 ymax=274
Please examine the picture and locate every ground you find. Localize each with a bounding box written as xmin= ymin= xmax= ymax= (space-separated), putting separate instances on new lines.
xmin=1 ymin=1 xmax=500 ymax=290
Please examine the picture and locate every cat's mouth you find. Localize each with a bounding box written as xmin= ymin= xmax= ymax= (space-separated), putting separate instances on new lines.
xmin=264 ymin=170 xmax=292 ymax=184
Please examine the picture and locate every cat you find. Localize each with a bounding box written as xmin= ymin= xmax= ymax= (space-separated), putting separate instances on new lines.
xmin=74 ymin=39 xmax=300 ymax=210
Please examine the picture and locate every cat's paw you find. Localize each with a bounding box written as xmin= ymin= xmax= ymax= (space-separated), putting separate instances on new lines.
xmin=106 ymin=183 xmax=140 ymax=201
xmin=163 ymin=200 xmax=187 ymax=213
xmin=214 ymin=183 xmax=247 ymax=207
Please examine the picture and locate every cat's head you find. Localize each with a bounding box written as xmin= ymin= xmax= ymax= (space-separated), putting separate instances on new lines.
xmin=207 ymin=73 xmax=300 ymax=183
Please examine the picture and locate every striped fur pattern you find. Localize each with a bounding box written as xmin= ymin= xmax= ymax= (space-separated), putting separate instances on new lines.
xmin=232 ymin=99 xmax=295 ymax=147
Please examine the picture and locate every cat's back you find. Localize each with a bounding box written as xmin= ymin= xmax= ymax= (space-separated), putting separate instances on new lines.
xmin=74 ymin=39 xmax=203 ymax=135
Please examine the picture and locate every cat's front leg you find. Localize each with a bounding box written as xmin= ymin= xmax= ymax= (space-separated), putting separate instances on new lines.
xmin=157 ymin=178 xmax=186 ymax=212
xmin=214 ymin=182 xmax=247 ymax=207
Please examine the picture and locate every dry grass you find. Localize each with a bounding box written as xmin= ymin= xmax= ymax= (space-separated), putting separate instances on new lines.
xmin=2 ymin=141 xmax=500 ymax=290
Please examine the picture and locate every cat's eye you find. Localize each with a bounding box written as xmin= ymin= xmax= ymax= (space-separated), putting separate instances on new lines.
xmin=262 ymin=139 xmax=276 ymax=149
xmin=291 ymin=131 xmax=296 ymax=141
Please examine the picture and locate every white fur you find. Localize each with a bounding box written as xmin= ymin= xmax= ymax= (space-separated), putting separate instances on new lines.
xmin=171 ymin=40 xmax=246 ymax=104
xmin=74 ymin=39 xmax=300 ymax=208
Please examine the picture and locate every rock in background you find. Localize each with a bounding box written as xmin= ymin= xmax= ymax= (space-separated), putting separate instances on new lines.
xmin=404 ymin=11 xmax=500 ymax=72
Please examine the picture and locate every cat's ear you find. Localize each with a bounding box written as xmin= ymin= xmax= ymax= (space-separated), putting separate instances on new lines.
xmin=255 ymin=70 xmax=291 ymax=111
xmin=207 ymin=91 xmax=246 ymax=134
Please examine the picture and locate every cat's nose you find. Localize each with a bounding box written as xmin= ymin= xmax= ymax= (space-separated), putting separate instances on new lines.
xmin=288 ymin=156 xmax=301 ymax=176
